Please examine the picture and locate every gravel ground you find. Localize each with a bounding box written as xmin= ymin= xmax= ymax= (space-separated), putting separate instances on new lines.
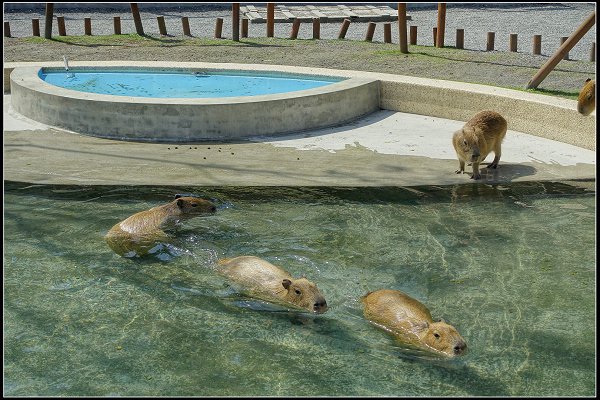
xmin=3 ymin=3 xmax=596 ymax=96
xmin=4 ymin=3 xmax=596 ymax=60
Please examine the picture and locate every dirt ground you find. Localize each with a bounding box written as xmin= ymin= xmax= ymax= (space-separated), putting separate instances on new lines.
xmin=3 ymin=35 xmax=596 ymax=98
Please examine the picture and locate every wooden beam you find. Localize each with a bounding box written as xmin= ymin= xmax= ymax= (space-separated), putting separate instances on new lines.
xmin=232 ymin=3 xmax=240 ymax=41
xmin=44 ymin=3 xmax=54 ymax=39
xmin=436 ymin=3 xmax=446 ymax=48
xmin=398 ymin=3 xmax=408 ymax=53
xmin=130 ymin=3 xmax=144 ymax=36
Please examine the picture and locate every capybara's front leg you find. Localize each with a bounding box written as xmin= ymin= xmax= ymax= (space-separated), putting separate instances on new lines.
xmin=455 ymin=160 xmax=465 ymax=174
xmin=470 ymin=162 xmax=481 ymax=180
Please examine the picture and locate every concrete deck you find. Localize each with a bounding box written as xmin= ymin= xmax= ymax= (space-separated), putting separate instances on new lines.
xmin=3 ymin=93 xmax=595 ymax=187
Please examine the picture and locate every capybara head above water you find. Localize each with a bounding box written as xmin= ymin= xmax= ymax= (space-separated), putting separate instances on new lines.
xmin=420 ymin=320 xmax=467 ymax=358
xmin=577 ymin=78 xmax=595 ymax=116
xmin=281 ymin=277 xmax=328 ymax=314
xmin=173 ymin=196 xmax=217 ymax=218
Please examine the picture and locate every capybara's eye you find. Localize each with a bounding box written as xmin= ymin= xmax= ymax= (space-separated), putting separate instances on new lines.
xmin=294 ymin=289 xmax=301 ymax=295
xmin=463 ymin=139 xmax=468 ymax=146
xmin=191 ymin=203 xmax=198 ymax=207
xmin=434 ymin=333 xmax=440 ymax=339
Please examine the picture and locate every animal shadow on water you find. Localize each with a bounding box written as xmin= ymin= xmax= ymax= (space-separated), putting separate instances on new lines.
xmin=470 ymin=163 xmax=537 ymax=182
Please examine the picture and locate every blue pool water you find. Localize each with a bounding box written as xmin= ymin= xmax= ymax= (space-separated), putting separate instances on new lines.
xmin=38 ymin=69 xmax=345 ymax=98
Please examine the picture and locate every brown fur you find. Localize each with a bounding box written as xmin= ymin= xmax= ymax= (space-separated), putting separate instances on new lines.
xmin=577 ymin=78 xmax=595 ymax=116
xmin=362 ymin=289 xmax=467 ymax=358
xmin=452 ymin=110 xmax=507 ymax=180
xmin=105 ymin=196 xmax=216 ymax=257
xmin=217 ymin=256 xmax=328 ymax=314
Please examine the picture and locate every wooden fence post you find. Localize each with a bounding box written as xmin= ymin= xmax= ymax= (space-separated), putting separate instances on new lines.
xmin=338 ymin=19 xmax=350 ymax=39
xmin=32 ymin=18 xmax=40 ymax=36
xmin=533 ymin=35 xmax=541 ymax=55
xmin=365 ymin=22 xmax=376 ymax=42
xmin=44 ymin=3 xmax=54 ymax=39
xmin=436 ymin=3 xmax=446 ymax=48
xmin=84 ymin=17 xmax=92 ymax=35
xmin=242 ymin=18 xmax=248 ymax=38
xmin=57 ymin=16 xmax=66 ymax=36
xmin=486 ymin=32 xmax=495 ymax=51
xmin=398 ymin=3 xmax=408 ymax=53
xmin=312 ymin=18 xmax=320 ymax=39
xmin=157 ymin=16 xmax=167 ymax=36
xmin=182 ymin=17 xmax=191 ymax=36
xmin=290 ymin=18 xmax=300 ymax=39
xmin=267 ymin=3 xmax=274 ymax=38
xmin=509 ymin=33 xmax=517 ymax=52
xmin=433 ymin=27 xmax=437 ymax=47
xmin=384 ymin=23 xmax=391 ymax=43
xmin=214 ymin=17 xmax=223 ymax=38
xmin=113 ymin=16 xmax=121 ymax=35
xmin=232 ymin=3 xmax=240 ymax=41
xmin=456 ymin=28 xmax=464 ymax=49
xmin=409 ymin=25 xmax=417 ymax=45
xmin=591 ymin=42 xmax=596 ymax=62
xmin=4 ymin=21 xmax=10 ymax=37
xmin=130 ymin=3 xmax=144 ymax=36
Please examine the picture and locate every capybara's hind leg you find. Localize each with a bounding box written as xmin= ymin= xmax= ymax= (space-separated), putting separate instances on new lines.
xmin=488 ymin=144 xmax=502 ymax=169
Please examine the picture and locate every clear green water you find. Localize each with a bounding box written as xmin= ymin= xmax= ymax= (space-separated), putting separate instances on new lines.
xmin=3 ymin=180 xmax=595 ymax=396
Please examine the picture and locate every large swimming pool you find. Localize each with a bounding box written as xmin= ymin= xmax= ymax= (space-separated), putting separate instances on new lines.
xmin=3 ymin=181 xmax=595 ymax=396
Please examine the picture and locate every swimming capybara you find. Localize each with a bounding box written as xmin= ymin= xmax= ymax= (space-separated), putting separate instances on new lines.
xmin=105 ymin=195 xmax=216 ymax=257
xmin=452 ymin=110 xmax=507 ymax=180
xmin=216 ymin=256 xmax=328 ymax=314
xmin=362 ymin=289 xmax=467 ymax=358
xmin=577 ymin=78 xmax=595 ymax=115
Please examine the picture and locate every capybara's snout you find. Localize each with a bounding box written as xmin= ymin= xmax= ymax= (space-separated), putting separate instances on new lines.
xmin=453 ymin=340 xmax=467 ymax=356
xmin=313 ymin=297 xmax=328 ymax=314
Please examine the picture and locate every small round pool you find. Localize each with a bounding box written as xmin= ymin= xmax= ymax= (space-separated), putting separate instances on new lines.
xmin=11 ymin=64 xmax=380 ymax=142
xmin=38 ymin=69 xmax=345 ymax=98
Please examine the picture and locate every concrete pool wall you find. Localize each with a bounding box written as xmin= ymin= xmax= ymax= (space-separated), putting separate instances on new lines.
xmin=5 ymin=61 xmax=596 ymax=149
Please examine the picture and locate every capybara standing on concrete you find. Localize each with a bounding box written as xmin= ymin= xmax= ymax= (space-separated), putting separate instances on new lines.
xmin=217 ymin=256 xmax=328 ymax=314
xmin=105 ymin=195 xmax=216 ymax=257
xmin=362 ymin=289 xmax=467 ymax=358
xmin=577 ymin=78 xmax=595 ymax=115
xmin=452 ymin=110 xmax=507 ymax=180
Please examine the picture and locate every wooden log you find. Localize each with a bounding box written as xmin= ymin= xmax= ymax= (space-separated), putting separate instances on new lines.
xmin=113 ymin=16 xmax=121 ymax=35
xmin=533 ymin=34 xmax=541 ymax=55
xmin=365 ymin=22 xmax=376 ymax=42
xmin=384 ymin=23 xmax=391 ymax=44
xmin=267 ymin=3 xmax=274 ymax=37
xmin=290 ymin=18 xmax=300 ymax=39
xmin=44 ymin=3 xmax=54 ymax=39
xmin=338 ymin=19 xmax=350 ymax=39
xmin=398 ymin=3 xmax=408 ymax=52
xmin=84 ymin=17 xmax=92 ymax=35
xmin=232 ymin=3 xmax=240 ymax=41
xmin=409 ymin=25 xmax=417 ymax=45
xmin=312 ymin=18 xmax=320 ymax=40
xmin=215 ymin=17 xmax=223 ymax=39
xmin=182 ymin=16 xmax=191 ymax=36
xmin=32 ymin=18 xmax=40 ymax=36
xmin=456 ymin=28 xmax=464 ymax=49
xmin=57 ymin=16 xmax=66 ymax=36
xmin=130 ymin=3 xmax=144 ymax=36
xmin=486 ymin=31 xmax=495 ymax=51
xmin=509 ymin=33 xmax=517 ymax=52
xmin=436 ymin=3 xmax=446 ymax=48
xmin=157 ymin=16 xmax=167 ymax=36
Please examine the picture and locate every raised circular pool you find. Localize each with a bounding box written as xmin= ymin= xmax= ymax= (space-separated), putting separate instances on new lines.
xmin=10 ymin=65 xmax=380 ymax=142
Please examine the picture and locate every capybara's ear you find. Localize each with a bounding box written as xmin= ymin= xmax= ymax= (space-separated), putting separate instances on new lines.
xmin=282 ymin=279 xmax=292 ymax=289
xmin=175 ymin=194 xmax=183 ymax=199
xmin=176 ymin=198 xmax=184 ymax=208
xmin=586 ymin=78 xmax=591 ymax=82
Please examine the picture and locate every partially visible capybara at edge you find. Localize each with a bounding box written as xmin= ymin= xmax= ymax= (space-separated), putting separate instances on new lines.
xmin=452 ymin=110 xmax=508 ymax=180
xmin=362 ymin=289 xmax=467 ymax=358
xmin=216 ymin=256 xmax=329 ymax=314
xmin=577 ymin=78 xmax=595 ymax=115
xmin=105 ymin=195 xmax=216 ymax=257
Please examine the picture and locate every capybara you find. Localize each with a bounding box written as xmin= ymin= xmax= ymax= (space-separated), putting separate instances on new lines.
xmin=362 ymin=289 xmax=467 ymax=358
xmin=452 ymin=110 xmax=507 ymax=180
xmin=216 ymin=256 xmax=328 ymax=314
xmin=577 ymin=78 xmax=595 ymax=116
xmin=105 ymin=195 xmax=216 ymax=257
